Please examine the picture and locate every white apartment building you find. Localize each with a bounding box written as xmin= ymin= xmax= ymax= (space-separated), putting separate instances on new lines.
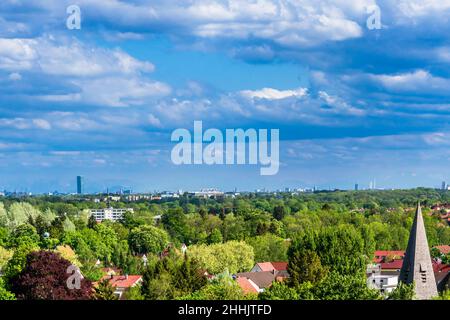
xmin=90 ymin=207 xmax=134 ymax=222
xmin=367 ymin=274 xmax=399 ymax=295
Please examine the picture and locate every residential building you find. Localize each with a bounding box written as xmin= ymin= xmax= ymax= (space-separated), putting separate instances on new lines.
xmin=251 ymin=262 xmax=288 ymax=275
xmin=188 ymin=188 xmax=224 ymax=199
xmin=90 ymin=207 xmax=134 ymax=222
xmin=99 ymin=274 xmax=142 ymax=300
xmin=236 ymin=262 xmax=289 ymax=294
xmin=236 ymin=271 xmax=283 ymax=293
xmin=367 ymin=274 xmax=399 ymax=295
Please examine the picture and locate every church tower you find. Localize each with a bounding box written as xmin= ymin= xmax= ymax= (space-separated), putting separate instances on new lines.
xmin=399 ymin=202 xmax=438 ymax=299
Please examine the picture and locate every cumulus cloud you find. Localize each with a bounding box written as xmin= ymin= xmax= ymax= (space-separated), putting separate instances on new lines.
xmin=240 ymin=87 xmax=308 ymax=100
xmin=0 ymin=0 xmax=377 ymax=47
xmin=0 ymin=36 xmax=170 ymax=107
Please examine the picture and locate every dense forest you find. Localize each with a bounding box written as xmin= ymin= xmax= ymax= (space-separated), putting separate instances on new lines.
xmin=0 ymin=188 xmax=449 ymax=300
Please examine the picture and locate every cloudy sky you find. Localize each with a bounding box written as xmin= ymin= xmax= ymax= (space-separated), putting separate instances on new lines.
xmin=1 ymin=0 xmax=450 ymax=193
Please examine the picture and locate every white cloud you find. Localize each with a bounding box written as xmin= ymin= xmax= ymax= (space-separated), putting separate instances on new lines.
xmin=74 ymin=77 xmax=171 ymax=107
xmin=240 ymin=87 xmax=308 ymax=100
xmin=8 ymin=72 xmax=22 ymax=81
xmin=148 ymin=114 xmax=162 ymax=128
xmin=32 ymin=119 xmax=52 ymax=130
xmin=370 ymin=70 xmax=450 ymax=93
xmin=3 ymin=0 xmax=376 ymax=48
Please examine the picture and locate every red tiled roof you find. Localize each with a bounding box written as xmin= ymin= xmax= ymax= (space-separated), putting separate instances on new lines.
xmin=256 ymin=262 xmax=288 ymax=272
xmin=433 ymin=261 xmax=450 ymax=273
xmin=374 ymin=250 xmax=405 ymax=257
xmin=270 ymin=262 xmax=288 ymax=271
xmin=101 ymin=275 xmax=142 ymax=289
xmin=256 ymin=262 xmax=275 ymax=272
xmin=435 ymin=245 xmax=450 ymax=255
xmin=236 ymin=277 xmax=259 ymax=294
xmin=380 ymin=259 xmax=404 ymax=270
xmin=373 ymin=251 xmax=405 ymax=263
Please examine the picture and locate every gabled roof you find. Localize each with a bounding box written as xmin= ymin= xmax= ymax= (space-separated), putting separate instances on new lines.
xmin=380 ymin=260 xmax=404 ymax=270
xmin=374 ymin=250 xmax=405 ymax=257
xmin=435 ymin=245 xmax=450 ymax=255
xmin=255 ymin=262 xmax=288 ymax=272
xmin=270 ymin=262 xmax=288 ymax=271
xmin=236 ymin=271 xmax=277 ymax=289
xmin=101 ymin=275 xmax=142 ymax=289
xmin=236 ymin=277 xmax=259 ymax=294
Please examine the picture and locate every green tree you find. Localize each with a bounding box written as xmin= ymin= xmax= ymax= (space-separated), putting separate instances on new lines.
xmin=0 ymin=278 xmax=15 ymax=300
xmin=87 ymin=215 xmax=97 ymax=229
xmin=314 ymin=272 xmax=381 ymax=300
xmin=208 ymin=228 xmax=223 ymax=244
xmin=62 ymin=217 xmax=76 ymax=232
xmin=247 ymin=234 xmax=289 ymax=262
xmin=259 ymin=282 xmax=302 ymax=300
xmin=290 ymin=227 xmax=367 ymax=276
xmin=162 ymin=207 xmax=187 ymax=243
xmin=8 ymin=224 xmax=40 ymax=248
xmin=388 ymin=282 xmax=415 ymax=300
xmin=128 ymin=225 xmax=169 ymax=255
xmin=188 ymin=241 xmax=254 ymax=274
xmin=2 ymin=243 xmax=39 ymax=282
xmin=174 ymin=255 xmax=207 ymax=294
xmin=179 ymin=272 xmax=256 ymax=300
xmin=288 ymin=249 xmax=328 ymax=286
xmin=93 ymin=279 xmax=118 ymax=300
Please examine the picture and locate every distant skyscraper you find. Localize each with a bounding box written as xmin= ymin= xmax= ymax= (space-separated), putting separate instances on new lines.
xmin=442 ymin=181 xmax=447 ymax=190
xmin=355 ymin=183 xmax=359 ymax=191
xmin=399 ymin=203 xmax=438 ymax=299
xmin=77 ymin=176 xmax=84 ymax=194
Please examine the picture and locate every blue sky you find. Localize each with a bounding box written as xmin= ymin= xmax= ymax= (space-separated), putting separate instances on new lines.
xmin=1 ymin=0 xmax=450 ymax=193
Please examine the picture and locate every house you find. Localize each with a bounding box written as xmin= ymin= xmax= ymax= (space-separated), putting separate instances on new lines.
xmin=89 ymin=207 xmax=134 ymax=222
xmin=236 ymin=277 xmax=260 ymax=294
xmin=367 ymin=274 xmax=398 ymax=295
xmin=435 ymin=245 xmax=450 ymax=255
xmin=251 ymin=262 xmax=288 ymax=274
xmin=236 ymin=271 xmax=283 ymax=293
xmin=99 ymin=274 xmax=143 ymax=299
xmin=235 ymin=261 xmax=289 ymax=294
xmin=373 ymin=250 xmax=405 ymax=264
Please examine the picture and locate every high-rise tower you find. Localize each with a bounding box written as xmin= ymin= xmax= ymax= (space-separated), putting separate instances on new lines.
xmin=77 ymin=176 xmax=84 ymax=194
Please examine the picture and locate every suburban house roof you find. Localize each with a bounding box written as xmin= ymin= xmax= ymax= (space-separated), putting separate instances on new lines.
xmin=236 ymin=271 xmax=278 ymax=289
xmin=373 ymin=251 xmax=405 ymax=263
xmin=255 ymin=262 xmax=288 ymax=272
xmin=380 ymin=259 xmax=404 ymax=270
xmin=236 ymin=277 xmax=259 ymax=294
xmin=101 ymin=275 xmax=142 ymax=289
xmin=435 ymin=245 xmax=450 ymax=255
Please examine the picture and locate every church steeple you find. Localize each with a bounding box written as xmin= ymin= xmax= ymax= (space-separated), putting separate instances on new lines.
xmin=399 ymin=202 xmax=438 ymax=299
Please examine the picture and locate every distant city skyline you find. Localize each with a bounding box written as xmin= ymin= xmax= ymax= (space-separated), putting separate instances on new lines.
xmin=1 ymin=176 xmax=449 ymax=195
xmin=1 ymin=2 xmax=450 ymax=193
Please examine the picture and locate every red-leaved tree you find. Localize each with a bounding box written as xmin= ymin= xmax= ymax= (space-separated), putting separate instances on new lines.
xmin=11 ymin=250 xmax=92 ymax=300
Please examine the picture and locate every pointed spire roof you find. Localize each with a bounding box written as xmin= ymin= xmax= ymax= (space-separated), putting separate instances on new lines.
xmin=399 ymin=202 xmax=438 ymax=299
